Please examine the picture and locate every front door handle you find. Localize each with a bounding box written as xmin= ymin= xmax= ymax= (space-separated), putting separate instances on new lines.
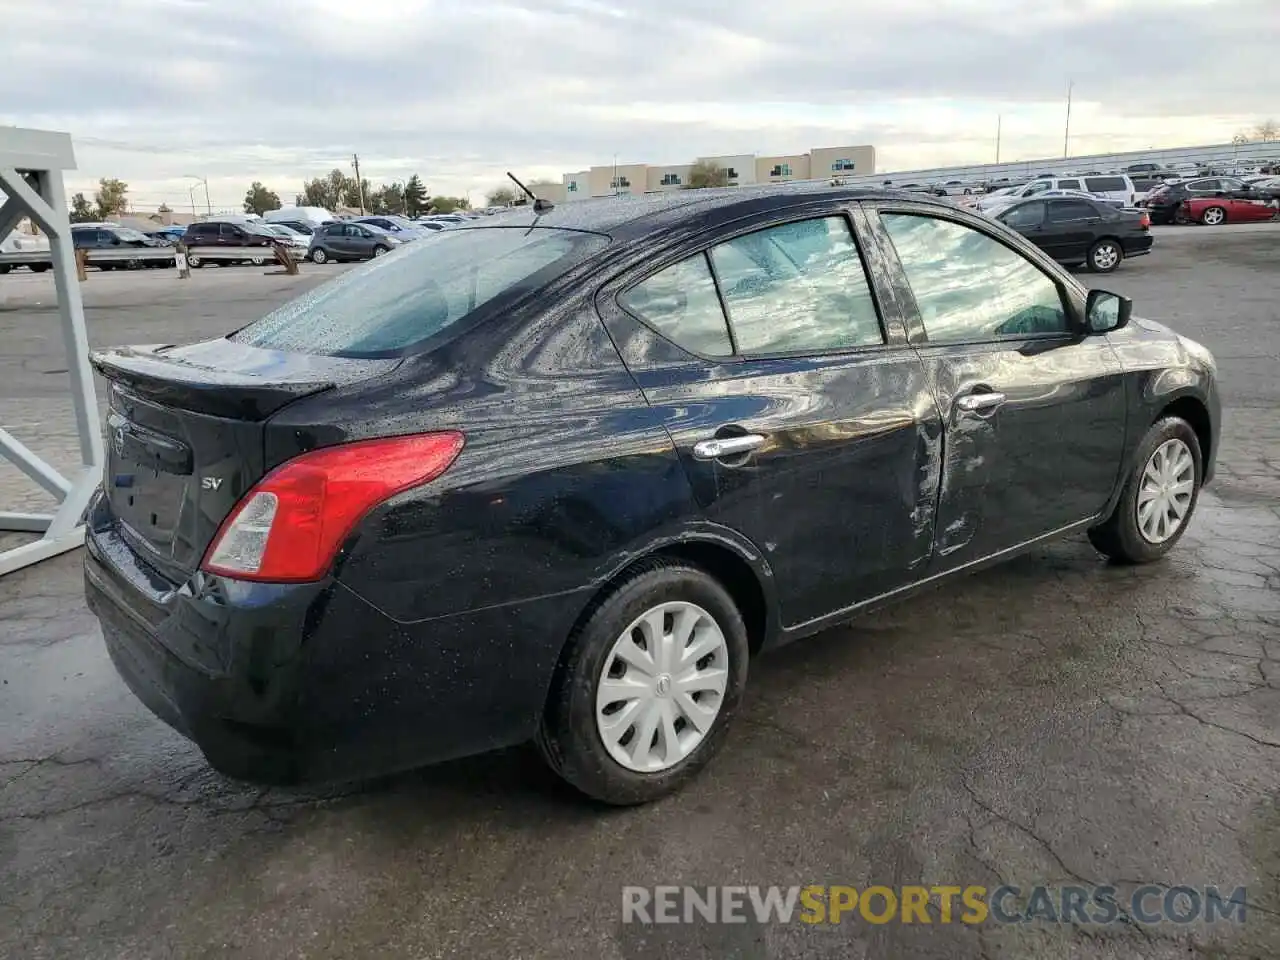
xmin=955 ymin=392 xmax=1006 ymax=413
xmin=692 ymin=434 xmax=766 ymax=461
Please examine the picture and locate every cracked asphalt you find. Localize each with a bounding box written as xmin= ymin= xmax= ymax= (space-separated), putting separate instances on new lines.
xmin=2 ymin=226 xmax=1279 ymax=959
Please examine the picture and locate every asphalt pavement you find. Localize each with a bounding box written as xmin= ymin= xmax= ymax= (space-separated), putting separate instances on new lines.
xmin=2 ymin=226 xmax=1279 ymax=959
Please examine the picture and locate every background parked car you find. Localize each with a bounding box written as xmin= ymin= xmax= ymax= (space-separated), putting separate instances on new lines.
xmin=1181 ymin=196 xmax=1277 ymax=225
xmin=352 ymin=215 xmax=432 ymax=242
xmin=71 ymin=224 xmax=172 ymax=269
xmin=992 ymin=196 xmax=1152 ymax=273
xmin=1141 ymin=177 xmax=1257 ymax=224
xmin=181 ymin=220 xmax=284 ymax=267
xmin=308 ymin=221 xmax=403 ymax=263
xmin=258 ymin=223 xmax=313 ymax=259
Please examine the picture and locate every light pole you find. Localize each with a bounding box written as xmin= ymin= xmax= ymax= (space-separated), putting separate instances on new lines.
xmin=187 ymin=186 xmax=198 ymax=216
xmin=184 ymin=175 xmax=211 ymax=215
xmin=1063 ymin=81 xmax=1073 ymax=158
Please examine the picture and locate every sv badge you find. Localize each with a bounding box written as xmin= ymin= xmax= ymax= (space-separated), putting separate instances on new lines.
xmin=201 ymin=477 xmax=223 ymax=491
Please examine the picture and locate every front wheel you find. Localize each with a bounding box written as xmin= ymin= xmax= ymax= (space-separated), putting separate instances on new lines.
xmin=1088 ymin=417 xmax=1203 ymax=564
xmin=538 ymin=560 xmax=749 ymax=805
xmin=311 ymin=248 xmax=328 ymax=264
xmin=1087 ymin=239 xmax=1123 ymax=273
xmin=1200 ymin=205 xmax=1226 ymax=226
xmin=372 ymin=245 xmax=389 ymax=257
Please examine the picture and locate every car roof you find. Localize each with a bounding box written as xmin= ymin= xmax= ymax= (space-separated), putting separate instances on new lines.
xmin=454 ymin=184 xmax=951 ymax=240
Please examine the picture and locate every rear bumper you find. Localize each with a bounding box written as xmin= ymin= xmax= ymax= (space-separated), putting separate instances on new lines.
xmin=1123 ymin=235 xmax=1154 ymax=256
xmin=84 ymin=507 xmax=584 ymax=784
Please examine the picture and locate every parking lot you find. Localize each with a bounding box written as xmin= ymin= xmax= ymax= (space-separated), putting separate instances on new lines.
xmin=2 ymin=224 xmax=1279 ymax=959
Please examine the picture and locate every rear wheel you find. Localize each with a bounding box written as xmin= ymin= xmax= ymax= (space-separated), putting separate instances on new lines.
xmin=29 ymin=263 xmax=49 ymax=273
xmin=0 ymin=264 xmax=10 ymax=275
xmin=1200 ymin=205 xmax=1227 ymax=225
xmin=187 ymin=254 xmax=203 ymax=268
xmin=1087 ymin=239 xmax=1123 ymax=273
xmin=249 ymin=254 xmax=267 ymax=266
xmin=311 ymin=248 xmax=329 ymax=264
xmin=538 ymin=560 xmax=749 ymax=805
xmin=1088 ymin=417 xmax=1202 ymax=564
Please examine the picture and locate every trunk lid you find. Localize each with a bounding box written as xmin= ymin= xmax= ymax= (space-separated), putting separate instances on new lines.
xmin=91 ymin=338 xmax=398 ymax=579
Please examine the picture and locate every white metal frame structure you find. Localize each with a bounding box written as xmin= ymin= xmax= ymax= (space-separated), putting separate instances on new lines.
xmin=0 ymin=128 xmax=103 ymax=575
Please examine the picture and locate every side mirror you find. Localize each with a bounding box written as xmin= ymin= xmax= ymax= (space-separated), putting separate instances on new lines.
xmin=1086 ymin=289 xmax=1132 ymax=334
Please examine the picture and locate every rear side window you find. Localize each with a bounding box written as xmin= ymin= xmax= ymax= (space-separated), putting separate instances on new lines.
xmin=709 ymin=217 xmax=883 ymax=353
xmin=998 ymin=201 xmax=1045 ymax=229
xmin=1084 ymin=176 xmax=1127 ymax=192
xmin=235 ymin=228 xmax=608 ymax=357
xmin=620 ymin=255 xmax=733 ymax=357
xmin=1057 ymin=179 xmax=1081 ymax=190
xmin=1047 ymin=199 xmax=1100 ymax=222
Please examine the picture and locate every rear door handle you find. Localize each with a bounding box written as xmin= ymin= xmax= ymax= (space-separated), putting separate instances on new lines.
xmin=693 ymin=434 xmax=766 ymax=461
xmin=955 ymin=392 xmax=1006 ymax=414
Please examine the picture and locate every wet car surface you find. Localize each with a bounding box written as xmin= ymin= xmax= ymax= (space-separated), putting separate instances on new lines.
xmin=2 ymin=224 xmax=1280 ymax=958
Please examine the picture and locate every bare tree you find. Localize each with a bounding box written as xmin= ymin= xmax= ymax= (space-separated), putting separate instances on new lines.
xmin=1255 ymin=119 xmax=1279 ymax=142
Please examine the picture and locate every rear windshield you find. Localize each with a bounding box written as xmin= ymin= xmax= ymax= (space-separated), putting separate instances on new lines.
xmin=232 ymin=227 xmax=608 ymax=357
xmin=1084 ymin=176 xmax=1128 ymax=192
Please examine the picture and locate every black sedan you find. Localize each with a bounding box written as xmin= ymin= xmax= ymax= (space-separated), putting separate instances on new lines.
xmin=992 ymin=196 xmax=1153 ymax=273
xmin=84 ymin=187 xmax=1220 ymax=805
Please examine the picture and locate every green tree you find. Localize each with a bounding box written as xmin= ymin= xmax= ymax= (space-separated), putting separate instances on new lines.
xmin=298 ymin=168 xmax=352 ymax=210
xmin=243 ymin=181 xmax=282 ymax=216
xmin=404 ymin=175 xmax=428 ymax=217
xmin=371 ymin=182 xmax=405 ymax=215
xmin=342 ymin=177 xmax=372 ymax=211
xmin=69 ymin=192 xmax=97 ymax=223
xmin=429 ymin=195 xmax=465 ymax=213
xmin=484 ymin=186 xmax=518 ymax=207
xmin=94 ymin=178 xmax=129 ymax=218
xmin=684 ymin=161 xmax=729 ymax=189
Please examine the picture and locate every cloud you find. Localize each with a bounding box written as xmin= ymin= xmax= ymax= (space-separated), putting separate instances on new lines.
xmin=1 ymin=0 xmax=1274 ymax=209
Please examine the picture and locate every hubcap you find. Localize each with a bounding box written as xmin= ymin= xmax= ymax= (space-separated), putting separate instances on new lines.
xmin=1205 ymin=208 xmax=1224 ymax=224
xmin=1094 ymin=244 xmax=1119 ymax=269
xmin=1136 ymin=438 xmax=1195 ymax=544
xmin=595 ymin=601 xmax=729 ymax=773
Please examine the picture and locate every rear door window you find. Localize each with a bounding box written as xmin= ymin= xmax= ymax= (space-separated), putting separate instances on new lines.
xmin=1057 ymin=179 xmax=1081 ymax=190
xmin=708 ymin=217 xmax=884 ymax=353
xmin=234 ymin=227 xmax=608 ymax=357
xmin=1046 ymin=199 xmax=1101 ymax=222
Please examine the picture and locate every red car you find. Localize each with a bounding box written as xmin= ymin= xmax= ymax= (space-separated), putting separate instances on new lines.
xmin=1181 ymin=196 xmax=1277 ymax=225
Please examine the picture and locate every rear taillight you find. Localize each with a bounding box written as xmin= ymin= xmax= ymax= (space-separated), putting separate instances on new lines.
xmin=1139 ymin=212 xmax=1151 ymax=228
xmin=201 ymin=432 xmax=465 ymax=582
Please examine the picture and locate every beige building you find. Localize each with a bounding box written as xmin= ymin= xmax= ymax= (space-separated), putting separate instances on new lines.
xmin=755 ymin=154 xmax=811 ymax=183
xmin=558 ymin=144 xmax=875 ymax=200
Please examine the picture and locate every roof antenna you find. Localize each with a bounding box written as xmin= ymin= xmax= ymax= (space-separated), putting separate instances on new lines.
xmin=507 ymin=171 xmax=555 ymax=213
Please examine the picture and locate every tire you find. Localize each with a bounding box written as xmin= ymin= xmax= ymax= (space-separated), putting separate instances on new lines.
xmin=1088 ymin=417 xmax=1203 ymax=564
xmin=1087 ymin=239 xmax=1123 ymax=273
xmin=1200 ymin=206 xmax=1226 ymax=226
xmin=537 ymin=560 xmax=750 ymax=805
xmin=373 ymin=245 xmax=390 ymax=257
xmin=29 ymin=263 xmax=49 ymax=273
xmin=311 ymin=248 xmax=328 ymax=264
xmin=0 ymin=264 xmax=10 ymax=275
xmin=187 ymin=254 xmax=202 ymax=268
xmin=249 ymin=255 xmax=267 ymax=266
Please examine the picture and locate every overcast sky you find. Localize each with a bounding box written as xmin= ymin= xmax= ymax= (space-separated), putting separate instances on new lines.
xmin=3 ymin=0 xmax=1275 ymax=211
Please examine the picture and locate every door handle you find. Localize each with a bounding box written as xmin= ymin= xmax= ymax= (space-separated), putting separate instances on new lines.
xmin=955 ymin=392 xmax=1006 ymax=413
xmin=692 ymin=434 xmax=766 ymax=461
